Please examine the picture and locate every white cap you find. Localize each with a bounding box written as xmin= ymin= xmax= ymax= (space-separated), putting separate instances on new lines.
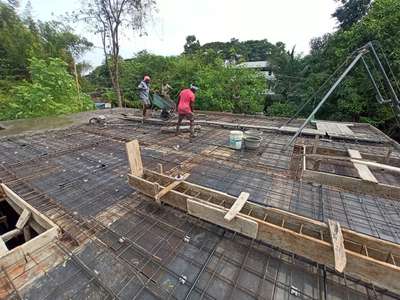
xmin=190 ymin=84 xmax=199 ymax=91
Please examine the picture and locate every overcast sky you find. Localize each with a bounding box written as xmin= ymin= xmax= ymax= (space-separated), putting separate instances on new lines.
xmin=26 ymin=0 xmax=339 ymax=68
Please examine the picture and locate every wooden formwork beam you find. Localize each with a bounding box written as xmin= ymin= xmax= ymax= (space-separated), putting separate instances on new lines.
xmin=126 ymin=140 xmax=143 ymax=177
xmin=303 ymin=168 xmax=400 ymax=200
xmin=126 ymin=140 xmax=400 ymax=294
xmin=127 ymin=169 xmax=400 ymax=294
xmin=303 ymin=150 xmax=400 ymax=200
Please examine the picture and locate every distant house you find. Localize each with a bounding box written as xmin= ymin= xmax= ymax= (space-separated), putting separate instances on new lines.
xmin=90 ymin=91 xmax=112 ymax=109
xmin=234 ymin=61 xmax=276 ymax=96
xmin=235 ymin=61 xmax=276 ymax=81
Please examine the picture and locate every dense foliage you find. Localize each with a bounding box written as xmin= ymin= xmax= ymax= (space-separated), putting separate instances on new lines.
xmin=332 ymin=0 xmax=372 ymax=29
xmin=88 ymin=50 xmax=267 ymax=113
xmin=291 ymin=0 xmax=400 ymax=139
xmin=0 ymin=1 xmax=93 ymax=121
xmin=1 ymin=0 xmax=400 ymax=141
xmin=1 ymin=58 xmax=94 ymax=120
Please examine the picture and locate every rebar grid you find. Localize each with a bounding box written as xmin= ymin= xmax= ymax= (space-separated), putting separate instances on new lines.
xmin=0 ymin=114 xmax=399 ymax=299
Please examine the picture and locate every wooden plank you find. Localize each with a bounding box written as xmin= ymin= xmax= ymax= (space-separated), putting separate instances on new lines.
xmin=351 ymin=159 xmax=400 ymax=174
xmin=348 ymin=149 xmax=378 ymax=183
xmin=0 ymin=237 xmax=8 ymax=256
xmin=338 ymin=124 xmax=355 ymax=136
xmin=328 ymin=219 xmax=347 ymax=272
xmin=125 ymin=140 xmax=143 ymax=177
xmin=16 ymin=208 xmax=31 ymax=230
xmin=187 ymin=199 xmax=258 ymax=239
xmin=279 ymin=126 xmax=325 ymax=136
xmin=348 ymin=149 xmax=362 ymax=159
xmin=303 ymin=169 xmax=400 ymax=200
xmin=316 ymin=122 xmax=355 ymax=137
xmin=2 ymin=229 xmax=21 ymax=242
xmin=224 ymin=192 xmax=250 ymax=221
xmin=154 ymin=173 xmax=190 ymax=203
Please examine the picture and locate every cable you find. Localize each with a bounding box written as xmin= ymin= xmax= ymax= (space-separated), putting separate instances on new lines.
xmin=374 ymin=41 xmax=400 ymax=95
xmin=283 ymin=49 xmax=360 ymax=126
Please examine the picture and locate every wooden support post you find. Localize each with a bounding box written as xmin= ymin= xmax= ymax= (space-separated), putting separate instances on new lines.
xmin=385 ymin=148 xmax=393 ymax=164
xmin=2 ymin=229 xmax=22 ymax=242
xmin=154 ymin=174 xmax=190 ymax=203
xmin=23 ymin=226 xmax=31 ymax=242
xmin=0 ymin=237 xmax=8 ymax=256
xmin=0 ymin=184 xmax=4 ymax=199
xmin=224 ymin=192 xmax=250 ymax=221
xmin=313 ymin=135 xmax=320 ymax=154
xmin=328 ymin=219 xmax=347 ymax=272
xmin=158 ymin=163 xmax=164 ymax=175
xmin=16 ymin=208 xmax=31 ymax=230
xmin=126 ymin=140 xmax=144 ymax=177
xmin=348 ymin=149 xmax=378 ymax=183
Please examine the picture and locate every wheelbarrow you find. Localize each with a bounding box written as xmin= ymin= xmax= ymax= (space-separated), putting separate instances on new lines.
xmin=151 ymin=93 xmax=176 ymax=120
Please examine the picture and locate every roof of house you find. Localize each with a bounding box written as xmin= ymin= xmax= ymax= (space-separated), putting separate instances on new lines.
xmin=235 ymin=61 xmax=271 ymax=69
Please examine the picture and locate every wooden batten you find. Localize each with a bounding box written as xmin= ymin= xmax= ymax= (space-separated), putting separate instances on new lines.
xmin=16 ymin=209 xmax=31 ymax=230
xmin=328 ymin=219 xmax=347 ymax=272
xmin=154 ymin=173 xmax=190 ymax=203
xmin=224 ymin=192 xmax=250 ymax=221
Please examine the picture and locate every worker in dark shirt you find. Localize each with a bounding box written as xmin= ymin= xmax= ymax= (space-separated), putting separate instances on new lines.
xmin=138 ymin=75 xmax=151 ymax=118
xmin=176 ymin=84 xmax=198 ymax=137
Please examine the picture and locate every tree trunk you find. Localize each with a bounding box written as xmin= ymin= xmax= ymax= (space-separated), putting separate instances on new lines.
xmin=114 ymin=57 xmax=123 ymax=108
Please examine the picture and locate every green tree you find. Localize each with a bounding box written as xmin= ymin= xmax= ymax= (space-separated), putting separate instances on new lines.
xmin=297 ymin=0 xmax=400 ymax=139
xmin=75 ymin=0 xmax=157 ymax=108
xmin=0 ymin=57 xmax=93 ymax=120
xmin=332 ymin=0 xmax=372 ymax=29
xmin=184 ymin=35 xmax=201 ymax=55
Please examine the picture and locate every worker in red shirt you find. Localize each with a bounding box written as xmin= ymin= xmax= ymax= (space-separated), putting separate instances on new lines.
xmin=176 ymin=84 xmax=198 ymax=137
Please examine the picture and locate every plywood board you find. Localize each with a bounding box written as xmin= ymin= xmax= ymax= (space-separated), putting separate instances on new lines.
xmin=348 ymin=149 xmax=378 ymax=183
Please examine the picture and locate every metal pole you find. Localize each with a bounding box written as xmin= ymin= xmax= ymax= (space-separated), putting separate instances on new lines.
xmin=361 ymin=56 xmax=386 ymax=103
xmin=284 ymin=49 xmax=367 ymax=149
xmin=368 ymin=42 xmax=400 ymax=105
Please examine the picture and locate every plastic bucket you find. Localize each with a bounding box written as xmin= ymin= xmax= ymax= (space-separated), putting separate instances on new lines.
xmin=244 ymin=136 xmax=262 ymax=150
xmin=229 ymin=131 xmax=243 ymax=150
xmin=244 ymin=130 xmax=263 ymax=138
